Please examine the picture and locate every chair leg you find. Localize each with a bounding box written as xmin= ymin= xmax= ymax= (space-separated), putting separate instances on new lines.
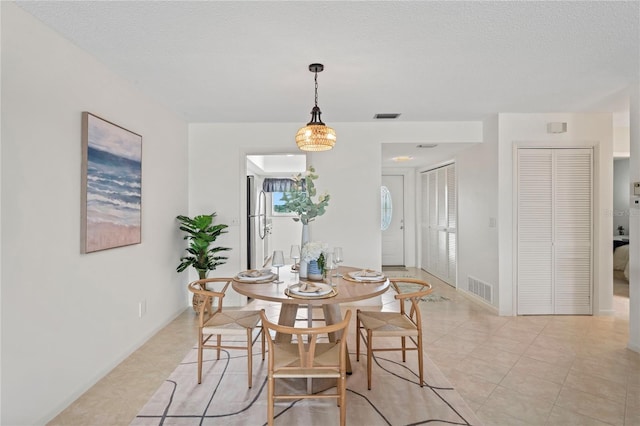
xmin=339 ymin=374 xmax=346 ymax=426
xmin=267 ymin=375 xmax=274 ymax=426
xmin=417 ymin=333 xmax=424 ymax=387
xmin=367 ymin=329 xmax=373 ymax=390
xmin=261 ymin=326 xmax=266 ymax=361
xmin=401 ymin=336 xmax=406 ymax=362
xmin=356 ymin=310 xmax=361 ymax=362
xmin=216 ymin=335 xmax=221 ymax=360
xmin=197 ymin=333 xmax=203 ymax=384
xmin=247 ymin=328 xmax=253 ymax=388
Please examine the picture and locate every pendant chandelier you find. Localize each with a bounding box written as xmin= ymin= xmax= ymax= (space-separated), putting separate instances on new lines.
xmin=295 ymin=63 xmax=336 ymax=152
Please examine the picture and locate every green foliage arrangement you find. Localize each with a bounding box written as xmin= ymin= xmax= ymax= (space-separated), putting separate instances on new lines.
xmin=176 ymin=213 xmax=231 ymax=279
xmin=280 ymin=166 xmax=330 ymax=225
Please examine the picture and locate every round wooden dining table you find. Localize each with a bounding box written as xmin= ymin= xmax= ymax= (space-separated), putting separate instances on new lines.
xmin=232 ymin=265 xmax=390 ymax=373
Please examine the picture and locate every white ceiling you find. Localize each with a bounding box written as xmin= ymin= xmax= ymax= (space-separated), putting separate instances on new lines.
xmin=247 ymin=154 xmax=306 ymax=175
xmin=382 ymin=142 xmax=478 ymax=169
xmin=16 ymin=1 xmax=639 ymax=167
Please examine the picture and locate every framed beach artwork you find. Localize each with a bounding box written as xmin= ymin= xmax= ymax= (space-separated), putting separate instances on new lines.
xmin=81 ymin=112 xmax=142 ymax=253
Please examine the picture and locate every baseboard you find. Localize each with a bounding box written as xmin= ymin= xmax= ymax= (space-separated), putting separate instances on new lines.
xmin=597 ymin=309 xmax=616 ymax=316
xmin=457 ymin=287 xmax=499 ymax=314
xmin=43 ymin=306 xmax=189 ymax=424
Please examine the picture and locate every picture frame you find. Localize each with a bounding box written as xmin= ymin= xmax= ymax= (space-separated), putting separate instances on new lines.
xmin=81 ymin=112 xmax=142 ymax=253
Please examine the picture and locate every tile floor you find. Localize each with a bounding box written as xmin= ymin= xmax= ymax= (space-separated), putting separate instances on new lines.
xmin=49 ymin=269 xmax=639 ymax=425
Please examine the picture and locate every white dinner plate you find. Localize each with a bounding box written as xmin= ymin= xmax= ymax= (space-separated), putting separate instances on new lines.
xmin=235 ymin=269 xmax=276 ymax=282
xmin=289 ymin=282 xmax=333 ymax=296
xmin=348 ymin=270 xmax=385 ymax=281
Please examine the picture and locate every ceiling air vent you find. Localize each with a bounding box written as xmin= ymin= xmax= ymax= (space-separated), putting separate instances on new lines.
xmin=416 ymin=144 xmax=438 ymax=148
xmin=374 ymin=113 xmax=401 ymax=120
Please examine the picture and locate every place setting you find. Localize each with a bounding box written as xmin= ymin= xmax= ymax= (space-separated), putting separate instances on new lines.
xmin=342 ymin=268 xmax=386 ymax=283
xmin=285 ymin=280 xmax=337 ymax=299
xmin=233 ymin=268 xmax=278 ymax=283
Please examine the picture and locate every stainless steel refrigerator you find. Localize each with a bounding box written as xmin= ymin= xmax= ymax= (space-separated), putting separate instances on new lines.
xmin=246 ymin=176 xmax=269 ymax=270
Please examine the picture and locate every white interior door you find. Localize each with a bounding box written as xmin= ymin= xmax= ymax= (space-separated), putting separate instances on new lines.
xmin=517 ymin=148 xmax=592 ymax=315
xmin=421 ymin=164 xmax=457 ymax=287
xmin=382 ymin=175 xmax=405 ymax=266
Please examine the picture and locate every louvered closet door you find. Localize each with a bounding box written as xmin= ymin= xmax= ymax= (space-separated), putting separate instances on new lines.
xmin=421 ymin=164 xmax=457 ymax=287
xmin=447 ymin=165 xmax=457 ymax=281
xmin=421 ymin=173 xmax=429 ymax=270
xmin=517 ymin=149 xmax=554 ymax=314
xmin=436 ymin=168 xmax=448 ymax=277
xmin=427 ymin=172 xmax=438 ymax=272
xmin=517 ymin=148 xmax=592 ymax=315
xmin=554 ymin=149 xmax=592 ymax=314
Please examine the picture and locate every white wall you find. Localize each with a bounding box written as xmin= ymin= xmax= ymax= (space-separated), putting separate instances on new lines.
xmin=613 ymin=110 xmax=630 ymax=157
xmin=269 ymin=215 xmax=303 ymax=262
xmin=497 ymin=113 xmax=614 ymax=316
xmin=455 ymin=115 xmax=500 ymax=308
xmin=188 ymin=122 xmax=482 ymax=306
xmin=1 ymin=4 xmax=189 ymax=424
xmin=0 ymin=3 xmax=4 ymax=421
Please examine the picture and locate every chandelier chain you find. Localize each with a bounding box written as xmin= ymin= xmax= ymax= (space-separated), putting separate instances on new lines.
xmin=314 ymin=71 xmax=319 ymax=107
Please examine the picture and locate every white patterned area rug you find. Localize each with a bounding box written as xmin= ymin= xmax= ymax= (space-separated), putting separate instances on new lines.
xmin=132 ymin=334 xmax=481 ymax=426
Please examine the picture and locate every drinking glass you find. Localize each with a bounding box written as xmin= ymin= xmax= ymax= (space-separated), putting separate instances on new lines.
xmin=272 ymin=250 xmax=285 ymax=284
xmin=324 ymin=252 xmax=336 ymax=287
xmin=290 ymin=244 xmax=301 ymax=287
xmin=333 ymin=247 xmax=343 ymax=277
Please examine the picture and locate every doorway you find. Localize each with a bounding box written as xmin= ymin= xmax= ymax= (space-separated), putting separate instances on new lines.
xmin=246 ymin=154 xmax=306 ymax=270
xmin=613 ymin=158 xmax=630 ymax=314
xmin=382 ymin=175 xmax=405 ymax=266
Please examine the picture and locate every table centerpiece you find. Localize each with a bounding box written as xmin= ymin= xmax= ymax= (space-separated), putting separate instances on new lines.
xmin=280 ymin=166 xmax=330 ymax=278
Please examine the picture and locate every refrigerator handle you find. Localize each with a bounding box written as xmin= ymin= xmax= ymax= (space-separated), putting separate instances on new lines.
xmin=258 ymin=190 xmax=266 ymax=240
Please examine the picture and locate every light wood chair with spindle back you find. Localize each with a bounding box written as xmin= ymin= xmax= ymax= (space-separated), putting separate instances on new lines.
xmin=188 ymin=278 xmax=265 ymax=388
xmin=356 ymin=277 xmax=432 ymax=390
xmin=260 ymin=309 xmax=352 ymax=426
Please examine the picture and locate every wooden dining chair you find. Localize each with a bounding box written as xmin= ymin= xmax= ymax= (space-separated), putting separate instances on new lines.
xmin=188 ymin=278 xmax=265 ymax=388
xmin=260 ymin=309 xmax=352 ymax=426
xmin=356 ymin=278 xmax=432 ymax=390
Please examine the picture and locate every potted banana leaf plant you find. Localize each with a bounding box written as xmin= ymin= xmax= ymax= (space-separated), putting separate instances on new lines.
xmin=176 ymin=213 xmax=230 ymax=310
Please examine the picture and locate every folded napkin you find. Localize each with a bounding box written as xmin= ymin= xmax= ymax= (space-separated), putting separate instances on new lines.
xmin=297 ymin=282 xmax=321 ymax=293
xmin=240 ymin=270 xmax=262 ymax=278
xmin=358 ymin=269 xmax=382 ymax=277
xmin=239 ymin=269 xmax=271 ymax=278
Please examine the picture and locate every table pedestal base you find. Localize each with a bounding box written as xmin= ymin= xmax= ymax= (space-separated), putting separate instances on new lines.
xmin=275 ymin=303 xmax=352 ymax=373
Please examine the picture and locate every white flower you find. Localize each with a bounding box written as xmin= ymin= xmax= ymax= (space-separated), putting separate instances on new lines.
xmin=301 ymin=241 xmax=328 ymax=262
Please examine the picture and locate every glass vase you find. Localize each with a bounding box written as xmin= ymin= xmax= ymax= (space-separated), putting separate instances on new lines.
xmin=307 ymin=260 xmax=323 ymax=281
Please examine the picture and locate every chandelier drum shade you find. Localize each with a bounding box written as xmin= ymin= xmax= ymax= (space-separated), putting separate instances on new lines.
xmin=296 ymin=63 xmax=336 ymax=152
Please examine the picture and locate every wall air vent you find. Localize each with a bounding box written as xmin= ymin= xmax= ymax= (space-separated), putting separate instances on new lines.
xmin=374 ymin=113 xmax=401 ymax=119
xmin=467 ymin=276 xmax=493 ymax=304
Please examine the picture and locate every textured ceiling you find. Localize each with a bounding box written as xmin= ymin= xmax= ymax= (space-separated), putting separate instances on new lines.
xmin=16 ymin=1 xmax=639 ymax=126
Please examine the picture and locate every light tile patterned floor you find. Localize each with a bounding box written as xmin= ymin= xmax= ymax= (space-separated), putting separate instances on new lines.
xmin=49 ymin=269 xmax=639 ymax=426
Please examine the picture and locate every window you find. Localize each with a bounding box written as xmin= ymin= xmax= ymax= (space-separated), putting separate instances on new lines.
xmin=381 ymin=186 xmax=392 ymax=230
xmin=271 ymin=191 xmax=297 ymax=216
